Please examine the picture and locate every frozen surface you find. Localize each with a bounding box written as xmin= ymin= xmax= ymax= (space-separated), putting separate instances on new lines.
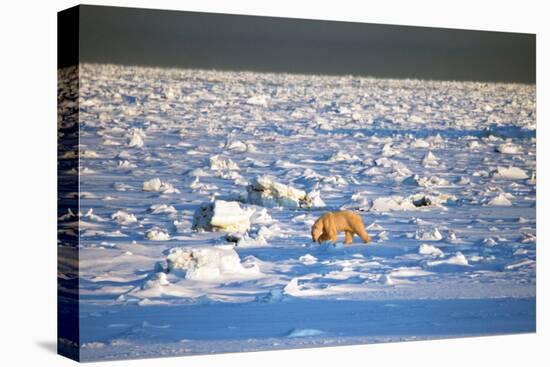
xmin=62 ymin=64 xmax=536 ymax=361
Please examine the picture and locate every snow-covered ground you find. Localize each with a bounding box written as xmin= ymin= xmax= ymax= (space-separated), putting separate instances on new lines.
xmin=59 ymin=64 xmax=536 ymax=361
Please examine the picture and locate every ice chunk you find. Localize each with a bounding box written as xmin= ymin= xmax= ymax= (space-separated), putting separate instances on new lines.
xmin=81 ymin=150 xmax=99 ymax=158
xmin=415 ymin=228 xmax=443 ymax=241
xmin=306 ymin=189 xmax=326 ymax=207
xmin=505 ymin=259 xmax=535 ymax=270
xmin=149 ymin=204 xmax=177 ymax=214
xmin=117 ymin=160 xmax=136 ymax=169
xmin=402 ymin=174 xmax=449 ymax=187
xmin=491 ymin=166 xmax=529 ymax=180
xmin=111 ymin=210 xmax=138 ymax=225
xmin=146 ymin=228 xmax=170 ymax=241
xmin=283 ymin=278 xmax=301 ymax=295
xmin=370 ymin=196 xmax=416 ymax=212
xmin=209 ymin=155 xmax=239 ymax=171
xmin=188 ymin=168 xmax=210 ymax=177
xmin=173 ymin=219 xmax=192 ymax=233
xmin=329 ymin=151 xmax=360 ymax=162
xmin=380 ymin=143 xmax=400 ymax=157
xmin=299 ymin=254 xmax=318 ymax=265
xmin=367 ymin=222 xmax=384 ymax=230
xmin=166 ymin=246 xmax=263 ymax=281
xmin=427 ymin=252 xmax=469 ymax=266
xmin=210 ymin=201 xmax=252 ymax=232
xmin=513 ymin=248 xmax=528 ymax=256
xmin=374 ymin=158 xmax=410 ymax=175
xmin=225 ymin=140 xmax=248 ymax=153
xmin=142 ymin=272 xmax=170 ymax=289
xmin=377 ymin=231 xmax=389 ymax=242
xmin=193 ymin=200 xmax=251 ymax=233
xmin=246 ymin=94 xmax=269 ymax=107
xmin=321 ymin=175 xmax=348 ymax=186
xmin=521 ymin=233 xmax=536 ymax=244
xmin=466 ymin=140 xmax=482 ymax=150
xmin=257 ymin=224 xmax=282 ymax=240
xmin=482 ymin=237 xmax=498 ymax=247
xmin=422 ymin=151 xmax=439 ymax=166
xmin=379 ymin=274 xmax=394 ymax=285
xmin=418 ymin=244 xmax=444 ymax=257
xmin=257 ymin=289 xmax=285 ymax=303
xmin=142 ymin=178 xmax=180 ymax=194
xmin=410 ymin=139 xmax=430 ymax=148
xmin=495 ymin=143 xmax=521 ymax=154
xmin=233 ymin=233 xmax=268 ymax=248
xmin=127 ymin=128 xmax=145 ymax=148
xmin=487 ymin=193 xmax=513 ymax=206
xmin=247 ymin=176 xmax=325 ymax=208
xmin=249 ymin=207 xmax=273 ymax=225
xmin=77 ymin=208 xmax=109 ymax=223
xmin=410 ymin=193 xmax=456 ymax=208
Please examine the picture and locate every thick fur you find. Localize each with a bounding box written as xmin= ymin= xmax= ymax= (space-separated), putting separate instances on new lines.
xmin=311 ymin=210 xmax=371 ymax=245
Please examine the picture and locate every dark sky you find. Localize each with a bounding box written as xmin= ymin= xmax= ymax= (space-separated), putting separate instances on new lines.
xmin=65 ymin=5 xmax=535 ymax=83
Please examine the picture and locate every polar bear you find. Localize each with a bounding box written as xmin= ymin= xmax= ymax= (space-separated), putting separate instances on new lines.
xmin=311 ymin=210 xmax=371 ymax=245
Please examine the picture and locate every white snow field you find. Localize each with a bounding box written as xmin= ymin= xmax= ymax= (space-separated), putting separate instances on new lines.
xmin=62 ymin=64 xmax=535 ymax=361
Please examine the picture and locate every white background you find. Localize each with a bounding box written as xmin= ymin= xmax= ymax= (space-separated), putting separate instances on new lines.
xmin=0 ymin=0 xmax=547 ymax=365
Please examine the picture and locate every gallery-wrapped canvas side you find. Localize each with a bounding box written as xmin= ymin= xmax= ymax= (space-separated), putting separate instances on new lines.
xmin=57 ymin=5 xmax=80 ymax=362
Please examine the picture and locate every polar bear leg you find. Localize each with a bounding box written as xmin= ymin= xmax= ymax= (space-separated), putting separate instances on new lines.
xmin=319 ymin=232 xmax=331 ymax=242
xmin=355 ymin=227 xmax=371 ymax=243
xmin=350 ymin=216 xmax=371 ymax=243
xmin=344 ymin=231 xmax=353 ymax=244
xmin=323 ymin=213 xmax=338 ymax=243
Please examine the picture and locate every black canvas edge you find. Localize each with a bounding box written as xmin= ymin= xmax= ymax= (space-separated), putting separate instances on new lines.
xmin=57 ymin=5 xmax=81 ymax=362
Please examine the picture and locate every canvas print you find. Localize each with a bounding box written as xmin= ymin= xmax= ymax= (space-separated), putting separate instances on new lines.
xmin=58 ymin=5 xmax=536 ymax=362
